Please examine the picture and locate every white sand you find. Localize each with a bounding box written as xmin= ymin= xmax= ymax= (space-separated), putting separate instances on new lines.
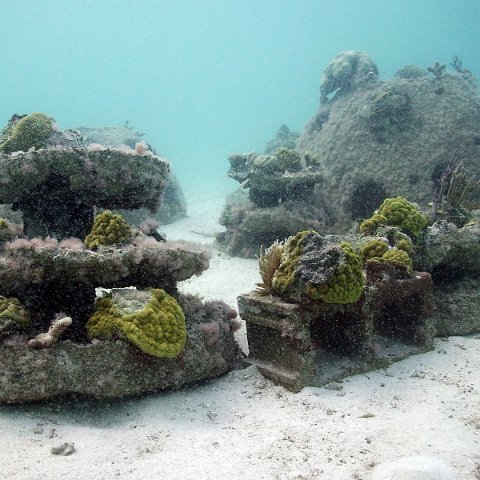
xmin=1 ymin=191 xmax=479 ymax=480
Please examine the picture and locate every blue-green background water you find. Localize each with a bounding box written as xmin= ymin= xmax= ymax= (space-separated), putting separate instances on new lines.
xmin=1 ymin=0 xmax=479 ymax=198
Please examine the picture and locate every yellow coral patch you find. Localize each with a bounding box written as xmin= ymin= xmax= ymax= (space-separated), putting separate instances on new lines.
xmin=360 ymin=238 xmax=389 ymax=263
xmin=377 ymin=196 xmax=428 ymax=237
xmin=0 ymin=296 xmax=31 ymax=327
xmin=307 ymin=242 xmax=364 ymax=303
xmin=86 ymin=289 xmax=186 ymax=358
xmin=272 ymin=230 xmax=315 ymax=293
xmin=382 ymin=247 xmax=413 ymax=274
xmin=84 ymin=210 xmax=132 ymax=249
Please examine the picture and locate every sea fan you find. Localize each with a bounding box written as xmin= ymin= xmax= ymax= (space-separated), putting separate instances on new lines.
xmin=256 ymin=239 xmax=284 ymax=295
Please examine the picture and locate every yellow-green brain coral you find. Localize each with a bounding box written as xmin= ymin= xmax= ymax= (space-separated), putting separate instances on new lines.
xmin=395 ymin=238 xmax=413 ymax=254
xmin=360 ymin=238 xmax=389 ymax=263
xmin=307 ymin=242 xmax=364 ymax=304
xmin=271 ymin=229 xmax=311 ymax=294
xmin=272 ymin=230 xmax=364 ymax=304
xmin=0 ymin=113 xmax=53 ymax=154
xmin=84 ymin=210 xmax=132 ymax=248
xmin=381 ymin=247 xmax=413 ymax=273
xmin=359 ymin=213 xmax=387 ymax=235
xmin=87 ymin=288 xmax=186 ymax=358
xmin=0 ymin=296 xmax=31 ymax=329
xmin=376 ymin=196 xmax=428 ymax=237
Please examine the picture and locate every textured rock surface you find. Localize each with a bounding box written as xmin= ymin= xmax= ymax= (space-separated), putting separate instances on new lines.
xmin=298 ymin=70 xmax=480 ymax=232
xmin=77 ymin=124 xmax=187 ymax=225
xmin=433 ymin=277 xmax=480 ymax=336
xmin=417 ymin=220 xmax=480 ymax=276
xmin=0 ymin=240 xmax=210 ymax=331
xmin=0 ymin=146 xmax=170 ymax=238
xmin=0 ymin=294 xmax=242 ymax=403
xmin=219 ymin=55 xmax=480 ymax=258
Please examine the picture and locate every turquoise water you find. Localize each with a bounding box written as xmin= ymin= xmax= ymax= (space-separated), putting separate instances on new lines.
xmin=1 ymin=0 xmax=479 ymax=196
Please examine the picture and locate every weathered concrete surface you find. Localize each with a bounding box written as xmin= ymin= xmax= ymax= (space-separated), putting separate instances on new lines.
xmin=0 ymin=315 xmax=243 ymax=403
xmin=239 ymin=265 xmax=435 ymax=392
xmin=433 ymin=277 xmax=480 ymax=336
xmin=0 ymin=146 xmax=170 ymax=238
xmin=0 ymin=241 xmax=211 ymax=340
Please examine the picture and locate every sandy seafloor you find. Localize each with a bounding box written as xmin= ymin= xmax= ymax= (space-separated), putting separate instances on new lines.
xmin=1 ymin=185 xmax=479 ymax=480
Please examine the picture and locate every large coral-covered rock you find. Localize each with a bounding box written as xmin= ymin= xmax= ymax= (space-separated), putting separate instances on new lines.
xmin=0 ymin=293 xmax=242 ymax=403
xmin=271 ymin=230 xmax=364 ymax=304
xmin=298 ymin=57 xmax=480 ymax=233
xmin=220 ymin=55 xmax=480 ymax=257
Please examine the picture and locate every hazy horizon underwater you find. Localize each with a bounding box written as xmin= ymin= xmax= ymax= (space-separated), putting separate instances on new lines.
xmin=1 ymin=0 xmax=479 ymax=202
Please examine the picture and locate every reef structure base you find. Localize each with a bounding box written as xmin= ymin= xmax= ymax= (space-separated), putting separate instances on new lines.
xmin=0 ymin=321 xmax=242 ymax=403
xmin=238 ymin=266 xmax=435 ymax=392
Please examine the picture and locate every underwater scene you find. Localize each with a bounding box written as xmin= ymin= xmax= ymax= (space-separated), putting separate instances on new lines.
xmin=0 ymin=1 xmax=479 ymax=479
